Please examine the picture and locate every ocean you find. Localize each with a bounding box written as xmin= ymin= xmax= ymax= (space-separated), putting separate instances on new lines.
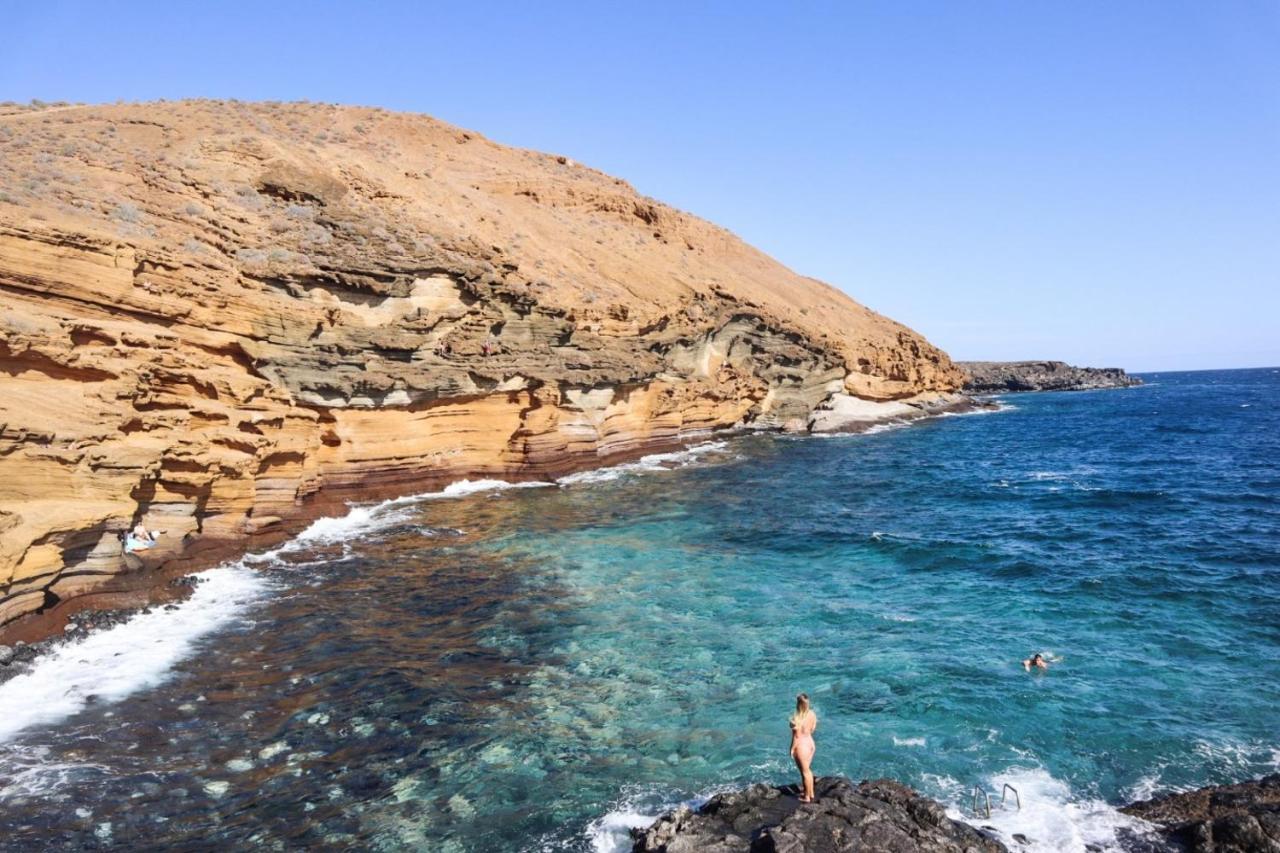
xmin=0 ymin=368 xmax=1276 ymax=851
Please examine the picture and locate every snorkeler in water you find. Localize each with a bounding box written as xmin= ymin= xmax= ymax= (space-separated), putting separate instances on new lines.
xmin=1023 ymin=653 xmax=1049 ymax=672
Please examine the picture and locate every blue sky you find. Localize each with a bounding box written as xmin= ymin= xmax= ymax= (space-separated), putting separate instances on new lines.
xmin=3 ymin=2 xmax=1277 ymax=370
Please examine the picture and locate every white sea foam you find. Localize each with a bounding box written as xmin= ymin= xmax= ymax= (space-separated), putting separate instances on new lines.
xmin=292 ymin=503 xmax=417 ymax=546
xmin=893 ymin=735 xmax=927 ymax=747
xmin=285 ymin=478 xmax=554 ymax=549
xmin=427 ymin=478 xmax=552 ymax=499
xmin=585 ymin=782 xmax=739 ymax=853
xmin=0 ymin=565 xmax=269 ymax=745
xmin=949 ymin=767 xmax=1160 ymax=853
xmin=809 ymin=420 xmax=912 ymax=438
xmin=1124 ymin=771 xmax=1173 ymax=804
xmin=586 ymin=806 xmax=662 ymax=853
xmin=637 ymin=440 xmax=729 ymax=465
xmin=934 ymin=401 xmax=1018 ymax=417
xmin=0 ymin=744 xmax=111 ymax=799
xmin=557 ymin=466 xmax=629 ymax=486
xmin=863 ymin=420 xmax=912 ymax=435
xmin=1191 ymin=737 xmax=1280 ymax=777
xmin=558 ymin=441 xmax=731 ymax=487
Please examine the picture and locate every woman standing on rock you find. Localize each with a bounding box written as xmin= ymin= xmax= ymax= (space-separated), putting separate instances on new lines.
xmin=789 ymin=693 xmax=818 ymax=803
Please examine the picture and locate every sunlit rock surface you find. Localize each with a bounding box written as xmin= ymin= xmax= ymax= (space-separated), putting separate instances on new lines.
xmin=0 ymin=99 xmax=962 ymax=628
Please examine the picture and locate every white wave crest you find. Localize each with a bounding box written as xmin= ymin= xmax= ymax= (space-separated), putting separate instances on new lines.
xmin=293 ymin=502 xmax=417 ymax=546
xmin=559 ymin=441 xmax=731 ymax=487
xmin=288 ymin=478 xmax=554 ymax=548
xmin=427 ymin=478 xmax=552 ymax=499
xmin=934 ymin=401 xmax=1018 ymax=417
xmin=0 ymin=565 xmax=269 ymax=745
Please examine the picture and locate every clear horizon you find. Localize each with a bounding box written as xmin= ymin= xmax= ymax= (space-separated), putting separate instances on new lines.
xmin=3 ymin=2 xmax=1277 ymax=372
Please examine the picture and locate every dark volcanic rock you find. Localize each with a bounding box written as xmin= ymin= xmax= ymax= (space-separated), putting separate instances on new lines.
xmin=1121 ymin=775 xmax=1280 ymax=853
xmin=957 ymin=361 xmax=1141 ymax=393
xmin=632 ymin=776 xmax=1007 ymax=853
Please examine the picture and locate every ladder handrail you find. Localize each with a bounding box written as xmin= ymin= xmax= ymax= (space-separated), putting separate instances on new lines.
xmin=1001 ymin=783 xmax=1021 ymax=810
xmin=972 ymin=785 xmax=992 ymax=818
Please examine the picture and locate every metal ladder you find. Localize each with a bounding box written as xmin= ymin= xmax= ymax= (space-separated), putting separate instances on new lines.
xmin=971 ymin=783 xmax=1020 ymax=818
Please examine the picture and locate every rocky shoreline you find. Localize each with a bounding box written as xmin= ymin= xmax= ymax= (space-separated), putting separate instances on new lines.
xmin=633 ymin=774 xmax=1280 ymax=852
xmin=0 ymin=574 xmax=203 ymax=686
xmin=804 ymin=391 xmax=996 ymax=433
xmin=1122 ymin=774 xmax=1280 ymax=852
xmin=0 ymin=428 xmax=726 ymax=647
xmin=633 ymin=776 xmax=1007 ymax=853
xmin=0 ymin=392 xmax=979 ymax=649
xmin=958 ymin=361 xmax=1142 ymax=393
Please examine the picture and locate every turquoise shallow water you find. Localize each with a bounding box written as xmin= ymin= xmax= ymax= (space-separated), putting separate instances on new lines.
xmin=0 ymin=368 xmax=1276 ymax=851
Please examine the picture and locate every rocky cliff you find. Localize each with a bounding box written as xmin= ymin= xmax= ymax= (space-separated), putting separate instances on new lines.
xmin=0 ymin=99 xmax=961 ymax=631
xmin=958 ymin=360 xmax=1141 ymax=393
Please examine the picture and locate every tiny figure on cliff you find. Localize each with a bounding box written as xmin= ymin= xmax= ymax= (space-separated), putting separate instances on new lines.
xmin=124 ymin=523 xmax=160 ymax=554
xmin=789 ymin=693 xmax=818 ymax=803
xmin=1023 ymin=653 xmax=1049 ymax=672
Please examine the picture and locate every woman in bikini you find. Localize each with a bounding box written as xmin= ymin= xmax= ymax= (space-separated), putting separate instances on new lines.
xmin=789 ymin=693 xmax=817 ymax=803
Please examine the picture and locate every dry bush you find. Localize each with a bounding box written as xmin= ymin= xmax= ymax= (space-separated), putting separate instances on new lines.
xmin=111 ymin=202 xmax=143 ymax=223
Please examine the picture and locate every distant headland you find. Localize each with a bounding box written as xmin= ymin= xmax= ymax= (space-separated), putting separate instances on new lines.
xmin=958 ymin=360 xmax=1142 ymax=393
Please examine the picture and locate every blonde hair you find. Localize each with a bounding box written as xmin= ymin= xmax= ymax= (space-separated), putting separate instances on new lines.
xmin=789 ymin=692 xmax=815 ymax=727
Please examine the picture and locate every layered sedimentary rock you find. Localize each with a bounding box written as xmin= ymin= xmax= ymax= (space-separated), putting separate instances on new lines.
xmin=633 ymin=776 xmax=1007 ymax=852
xmin=1122 ymin=775 xmax=1280 ymax=852
xmin=958 ymin=360 xmax=1141 ymax=393
xmin=0 ymin=100 xmax=961 ymax=629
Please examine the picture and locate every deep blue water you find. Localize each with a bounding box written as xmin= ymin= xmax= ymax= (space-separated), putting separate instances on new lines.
xmin=0 ymin=368 xmax=1276 ymax=851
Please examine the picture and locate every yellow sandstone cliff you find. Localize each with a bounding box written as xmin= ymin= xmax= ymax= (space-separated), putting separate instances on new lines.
xmin=0 ymin=100 xmax=962 ymax=628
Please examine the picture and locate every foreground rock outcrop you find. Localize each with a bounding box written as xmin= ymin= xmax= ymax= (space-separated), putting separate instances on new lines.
xmin=633 ymin=776 xmax=1006 ymax=853
xmin=1122 ymin=775 xmax=1280 ymax=853
xmin=0 ymin=100 xmax=962 ymax=632
xmin=957 ymin=361 xmax=1141 ymax=393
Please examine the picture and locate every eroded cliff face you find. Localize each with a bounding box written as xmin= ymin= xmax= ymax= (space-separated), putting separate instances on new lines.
xmin=0 ymin=100 xmax=962 ymax=628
